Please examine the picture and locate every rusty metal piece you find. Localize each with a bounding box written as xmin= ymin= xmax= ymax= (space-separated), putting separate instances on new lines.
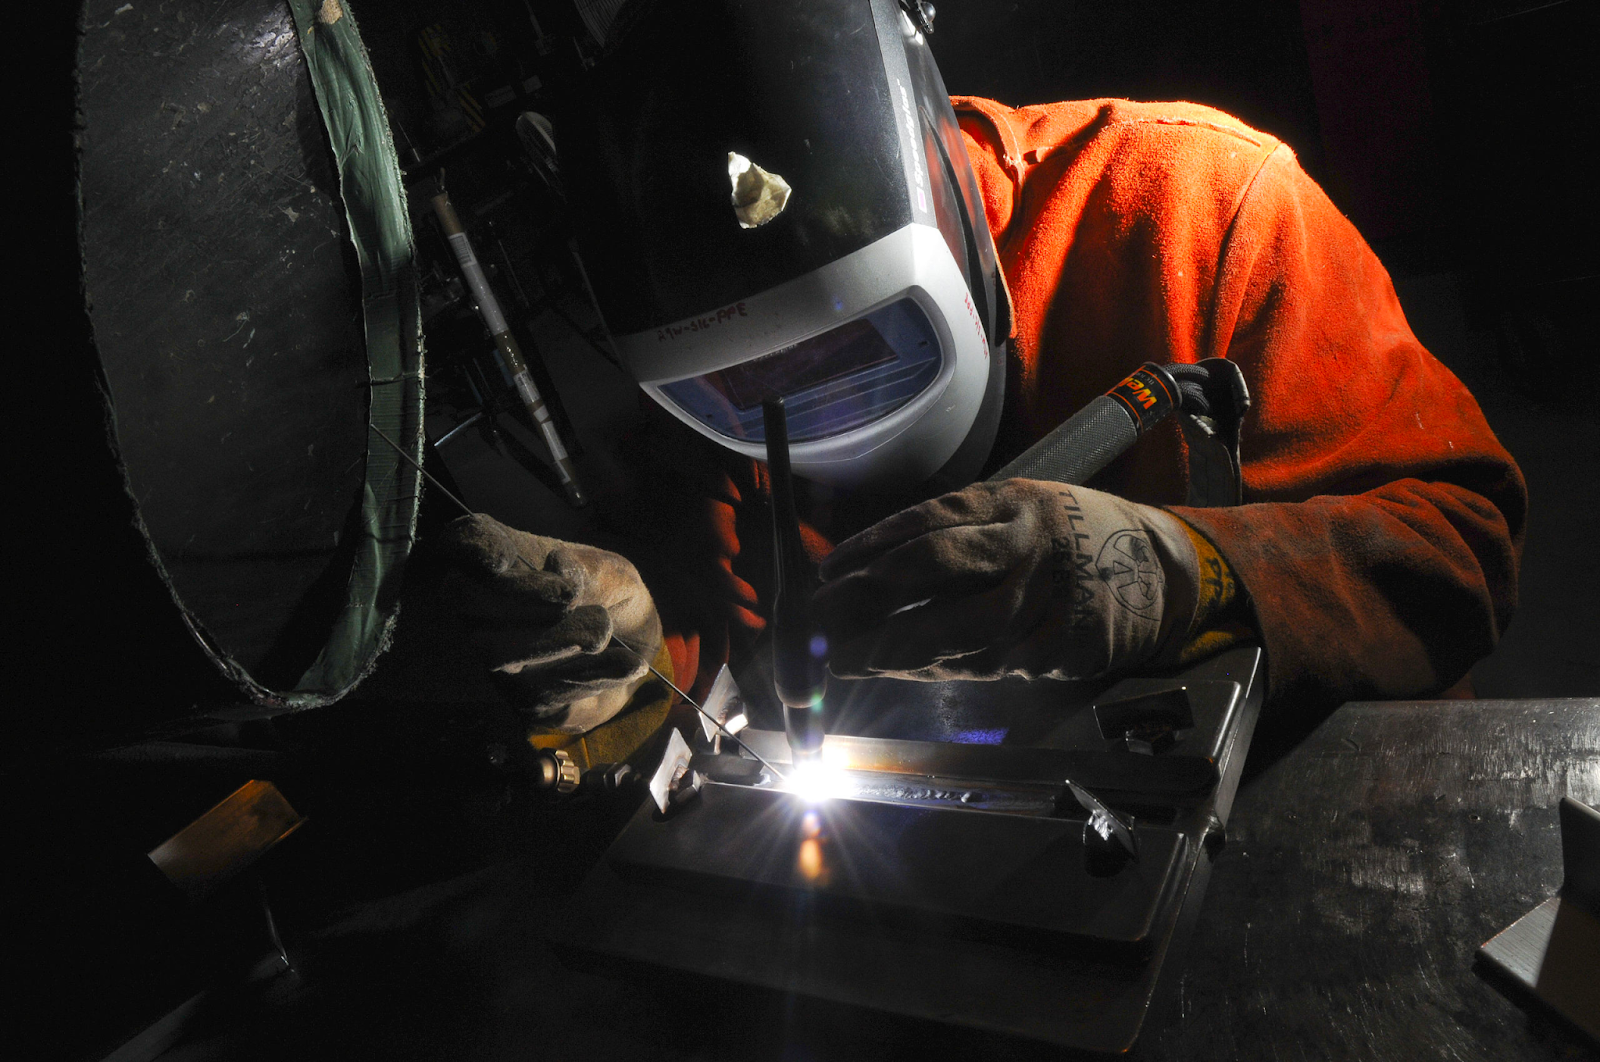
xmin=147 ymin=780 xmax=304 ymax=901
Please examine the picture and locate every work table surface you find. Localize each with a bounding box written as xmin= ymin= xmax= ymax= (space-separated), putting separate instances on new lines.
xmin=1140 ymin=698 xmax=1598 ymax=1061
xmin=115 ymin=698 xmax=1599 ymax=1062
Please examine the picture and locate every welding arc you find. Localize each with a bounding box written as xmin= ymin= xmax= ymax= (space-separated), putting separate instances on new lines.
xmin=369 ymin=424 xmax=788 ymax=782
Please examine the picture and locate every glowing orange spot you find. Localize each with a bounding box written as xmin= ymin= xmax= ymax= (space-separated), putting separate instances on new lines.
xmin=798 ymin=838 xmax=826 ymax=883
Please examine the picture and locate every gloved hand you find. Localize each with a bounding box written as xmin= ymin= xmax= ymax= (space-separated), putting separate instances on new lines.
xmin=814 ymin=479 xmax=1200 ymax=682
xmin=433 ymin=514 xmax=663 ymax=733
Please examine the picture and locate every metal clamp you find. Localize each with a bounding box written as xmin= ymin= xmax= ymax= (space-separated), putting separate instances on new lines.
xmin=897 ymin=0 xmax=936 ymax=35
xmin=1171 ymin=358 xmax=1251 ymax=507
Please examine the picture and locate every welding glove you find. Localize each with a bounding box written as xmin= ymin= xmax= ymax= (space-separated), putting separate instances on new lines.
xmin=814 ymin=479 xmax=1200 ymax=682
xmin=433 ymin=513 xmax=663 ymax=733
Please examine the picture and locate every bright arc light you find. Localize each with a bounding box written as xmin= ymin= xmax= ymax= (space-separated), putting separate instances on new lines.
xmin=787 ymin=759 xmax=848 ymax=804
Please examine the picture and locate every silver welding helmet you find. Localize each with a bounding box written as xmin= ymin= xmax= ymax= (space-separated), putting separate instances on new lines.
xmin=562 ymin=0 xmax=1010 ymax=490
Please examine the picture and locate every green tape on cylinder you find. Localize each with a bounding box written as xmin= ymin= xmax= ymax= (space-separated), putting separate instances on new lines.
xmin=281 ymin=0 xmax=425 ymax=704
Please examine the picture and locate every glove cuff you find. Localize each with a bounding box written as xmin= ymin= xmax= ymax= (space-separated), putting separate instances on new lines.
xmin=1145 ymin=506 xmax=1203 ymax=669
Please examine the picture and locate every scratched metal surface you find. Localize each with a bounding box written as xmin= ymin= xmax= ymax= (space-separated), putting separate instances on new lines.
xmin=1140 ymin=698 xmax=1600 ymax=1062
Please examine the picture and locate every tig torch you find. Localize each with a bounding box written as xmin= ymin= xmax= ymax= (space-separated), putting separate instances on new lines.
xmin=759 ymin=359 xmax=1249 ymax=764
xmin=763 ymin=398 xmax=828 ymax=762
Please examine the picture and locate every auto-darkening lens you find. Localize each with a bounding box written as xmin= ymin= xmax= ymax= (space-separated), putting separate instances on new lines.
xmin=658 ymin=298 xmax=943 ymax=443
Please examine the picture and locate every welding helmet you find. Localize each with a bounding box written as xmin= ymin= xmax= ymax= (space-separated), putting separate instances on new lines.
xmin=561 ymin=0 xmax=1010 ymax=490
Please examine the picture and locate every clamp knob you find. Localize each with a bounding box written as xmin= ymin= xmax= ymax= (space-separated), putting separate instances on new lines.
xmin=534 ymin=748 xmax=581 ymax=794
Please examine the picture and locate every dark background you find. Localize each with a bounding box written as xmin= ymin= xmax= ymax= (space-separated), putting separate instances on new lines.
xmin=12 ymin=2 xmax=1599 ymax=1059
xmin=931 ymin=0 xmax=1596 ymax=308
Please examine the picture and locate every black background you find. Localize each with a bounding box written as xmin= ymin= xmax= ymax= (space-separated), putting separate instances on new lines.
xmin=10 ymin=3 xmax=1597 ymax=1059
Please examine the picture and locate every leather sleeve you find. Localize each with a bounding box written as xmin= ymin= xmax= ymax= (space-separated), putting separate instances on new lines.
xmin=1169 ymin=147 xmax=1525 ymax=706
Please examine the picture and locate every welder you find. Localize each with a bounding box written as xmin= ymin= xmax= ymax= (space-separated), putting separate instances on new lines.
xmin=431 ymin=0 xmax=1525 ymax=743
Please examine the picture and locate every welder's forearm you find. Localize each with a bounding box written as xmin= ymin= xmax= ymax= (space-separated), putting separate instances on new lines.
xmin=1171 ymin=479 xmax=1522 ymax=710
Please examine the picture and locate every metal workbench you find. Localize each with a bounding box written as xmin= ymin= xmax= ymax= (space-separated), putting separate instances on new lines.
xmin=104 ymin=697 xmax=1598 ymax=1062
xmin=1139 ymin=697 xmax=1599 ymax=1061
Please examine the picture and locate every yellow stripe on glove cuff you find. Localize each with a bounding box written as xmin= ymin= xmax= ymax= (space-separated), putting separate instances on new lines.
xmin=1171 ymin=514 xmax=1255 ymax=666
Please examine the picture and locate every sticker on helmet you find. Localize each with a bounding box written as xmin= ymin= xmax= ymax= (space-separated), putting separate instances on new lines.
xmin=728 ymin=152 xmax=791 ymax=229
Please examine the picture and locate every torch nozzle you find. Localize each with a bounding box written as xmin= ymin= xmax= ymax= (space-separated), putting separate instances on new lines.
xmin=763 ymin=397 xmax=828 ymax=760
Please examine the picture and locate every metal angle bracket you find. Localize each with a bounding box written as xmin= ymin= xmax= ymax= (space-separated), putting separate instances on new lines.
xmin=646 ymin=729 xmax=702 ymax=816
xmin=697 ymin=664 xmax=750 ymax=752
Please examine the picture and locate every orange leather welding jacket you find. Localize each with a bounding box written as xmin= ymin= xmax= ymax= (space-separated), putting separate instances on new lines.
xmin=630 ymin=98 xmax=1526 ymax=713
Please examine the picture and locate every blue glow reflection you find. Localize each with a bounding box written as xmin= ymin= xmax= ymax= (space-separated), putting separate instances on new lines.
xmin=949 ymin=728 xmax=1007 ymax=745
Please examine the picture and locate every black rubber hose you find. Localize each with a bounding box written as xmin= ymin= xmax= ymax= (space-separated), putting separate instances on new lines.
xmin=988 ymin=394 xmax=1141 ymax=485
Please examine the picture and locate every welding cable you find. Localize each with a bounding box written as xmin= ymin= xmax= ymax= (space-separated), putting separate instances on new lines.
xmin=370 ymin=424 xmax=786 ymax=782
